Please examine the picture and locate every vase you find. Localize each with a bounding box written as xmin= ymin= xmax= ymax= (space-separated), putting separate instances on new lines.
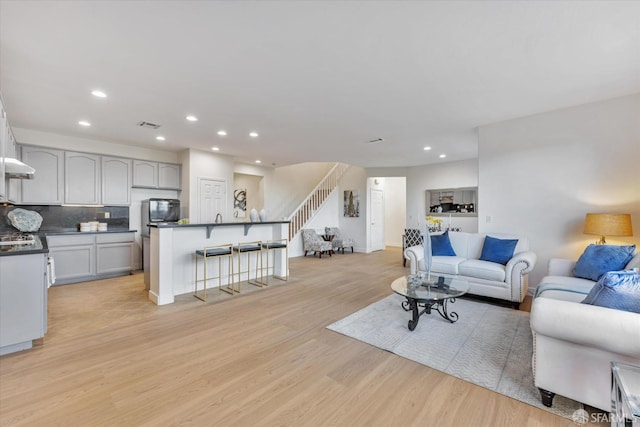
xmin=259 ymin=208 xmax=267 ymax=222
xmin=250 ymin=208 xmax=259 ymax=223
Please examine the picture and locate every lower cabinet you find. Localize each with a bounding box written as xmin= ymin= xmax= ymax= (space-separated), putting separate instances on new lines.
xmin=0 ymin=253 xmax=48 ymax=355
xmin=47 ymin=232 xmax=134 ymax=285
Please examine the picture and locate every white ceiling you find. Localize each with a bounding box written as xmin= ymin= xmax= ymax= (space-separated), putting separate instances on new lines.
xmin=1 ymin=1 xmax=639 ymax=168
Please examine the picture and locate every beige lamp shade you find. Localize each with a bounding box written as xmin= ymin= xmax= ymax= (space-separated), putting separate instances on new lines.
xmin=584 ymin=213 xmax=633 ymax=244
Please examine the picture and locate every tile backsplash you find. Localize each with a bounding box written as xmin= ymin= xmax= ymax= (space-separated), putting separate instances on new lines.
xmin=0 ymin=205 xmax=129 ymax=233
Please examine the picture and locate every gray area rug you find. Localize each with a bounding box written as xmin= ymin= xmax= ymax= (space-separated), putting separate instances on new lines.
xmin=327 ymin=294 xmax=582 ymax=419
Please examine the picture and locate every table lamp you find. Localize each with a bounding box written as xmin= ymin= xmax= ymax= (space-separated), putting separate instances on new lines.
xmin=583 ymin=213 xmax=633 ymax=244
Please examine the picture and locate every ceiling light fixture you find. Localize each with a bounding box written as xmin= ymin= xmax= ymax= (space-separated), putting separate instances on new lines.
xmin=211 ymin=147 xmax=220 ymax=151
xmin=91 ymin=90 xmax=107 ymax=98
xmin=186 ymin=115 xmax=198 ymax=122
xmin=255 ymin=160 xmax=261 ymax=164
xmin=78 ymin=121 xmax=91 ymax=127
xmin=424 ymin=146 xmax=432 ymax=151
xmin=217 ymin=130 xmax=227 ymax=136
xmin=439 ymin=154 xmax=447 ymax=158
xmin=249 ymin=132 xmax=259 ymax=138
xmin=156 ymin=136 xmax=165 ymax=141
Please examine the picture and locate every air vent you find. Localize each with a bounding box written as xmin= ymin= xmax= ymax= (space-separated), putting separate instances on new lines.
xmin=137 ymin=121 xmax=161 ymax=130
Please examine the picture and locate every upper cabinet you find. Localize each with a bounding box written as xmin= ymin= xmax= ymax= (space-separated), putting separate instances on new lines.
xmin=133 ymin=160 xmax=180 ymax=190
xmin=132 ymin=160 xmax=157 ymax=188
xmin=158 ymin=163 xmax=180 ymax=190
xmin=21 ymin=146 xmax=65 ymax=205
xmin=65 ymin=151 xmax=101 ymax=205
xmin=102 ymin=156 xmax=132 ymax=206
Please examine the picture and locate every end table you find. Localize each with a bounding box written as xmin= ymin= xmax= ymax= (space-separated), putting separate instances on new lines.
xmin=611 ymin=361 xmax=640 ymax=426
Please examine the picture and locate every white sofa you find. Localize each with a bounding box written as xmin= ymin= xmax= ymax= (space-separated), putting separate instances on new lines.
xmin=530 ymin=254 xmax=640 ymax=411
xmin=404 ymin=231 xmax=537 ymax=308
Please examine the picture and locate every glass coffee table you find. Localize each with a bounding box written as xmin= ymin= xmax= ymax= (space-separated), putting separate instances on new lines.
xmin=391 ymin=273 xmax=470 ymax=331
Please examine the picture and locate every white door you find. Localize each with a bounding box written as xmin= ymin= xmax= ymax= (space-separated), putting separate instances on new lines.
xmin=370 ymin=188 xmax=385 ymax=251
xmin=198 ymin=178 xmax=226 ymax=223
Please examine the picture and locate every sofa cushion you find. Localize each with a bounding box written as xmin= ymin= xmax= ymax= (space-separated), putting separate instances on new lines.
xmin=573 ymin=244 xmax=636 ymax=281
xmin=431 ymin=256 xmax=466 ymax=275
xmin=479 ymin=235 xmax=518 ymax=265
xmin=458 ymin=259 xmax=506 ymax=282
xmin=431 ymin=230 xmax=456 ymax=256
xmin=581 ymin=270 xmax=640 ymax=313
xmin=534 ymin=275 xmax=596 ymax=300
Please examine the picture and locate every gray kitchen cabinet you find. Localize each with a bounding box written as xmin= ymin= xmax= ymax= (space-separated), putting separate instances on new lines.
xmin=0 ymin=253 xmax=48 ymax=355
xmin=101 ymin=156 xmax=132 ymax=206
xmin=21 ymin=146 xmax=65 ymax=204
xmin=47 ymin=234 xmax=96 ymax=284
xmin=132 ymin=160 xmax=158 ymax=188
xmin=133 ymin=160 xmax=181 ymax=190
xmin=0 ymin=101 xmax=6 ymax=201
xmin=158 ymin=162 xmax=181 ymax=189
xmin=96 ymin=233 xmax=134 ymax=275
xmin=65 ymin=151 xmax=101 ymax=204
xmin=47 ymin=232 xmax=134 ymax=285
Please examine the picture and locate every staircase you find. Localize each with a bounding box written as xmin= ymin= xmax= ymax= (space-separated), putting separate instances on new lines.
xmin=288 ymin=162 xmax=349 ymax=241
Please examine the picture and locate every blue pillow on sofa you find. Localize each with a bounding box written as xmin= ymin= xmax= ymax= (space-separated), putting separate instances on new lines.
xmin=431 ymin=230 xmax=456 ymax=256
xmin=573 ymin=244 xmax=636 ymax=281
xmin=479 ymin=235 xmax=518 ymax=265
xmin=581 ymin=270 xmax=640 ymax=313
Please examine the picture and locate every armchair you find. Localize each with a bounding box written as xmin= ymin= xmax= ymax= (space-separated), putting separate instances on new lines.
xmin=301 ymin=229 xmax=333 ymax=258
xmin=324 ymin=227 xmax=355 ymax=254
xmin=402 ymin=229 xmax=423 ymax=267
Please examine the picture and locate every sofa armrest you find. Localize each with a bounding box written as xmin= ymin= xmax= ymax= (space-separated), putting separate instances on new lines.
xmin=505 ymin=250 xmax=537 ymax=302
xmin=547 ymin=258 xmax=576 ymax=276
xmin=404 ymin=245 xmax=423 ymax=275
xmin=530 ymin=297 xmax=640 ymax=357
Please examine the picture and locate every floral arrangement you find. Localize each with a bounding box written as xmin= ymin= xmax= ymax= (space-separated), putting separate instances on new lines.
xmin=426 ymin=215 xmax=443 ymax=232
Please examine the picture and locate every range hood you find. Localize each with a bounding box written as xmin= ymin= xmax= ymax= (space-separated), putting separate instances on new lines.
xmin=2 ymin=158 xmax=35 ymax=179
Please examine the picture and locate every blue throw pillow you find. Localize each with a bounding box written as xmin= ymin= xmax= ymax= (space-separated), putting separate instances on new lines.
xmin=479 ymin=235 xmax=518 ymax=265
xmin=581 ymin=270 xmax=640 ymax=313
xmin=431 ymin=230 xmax=456 ymax=256
xmin=573 ymin=244 xmax=636 ymax=281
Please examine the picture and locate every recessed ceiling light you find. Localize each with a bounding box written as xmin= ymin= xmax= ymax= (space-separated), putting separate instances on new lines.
xmin=211 ymin=147 xmax=220 ymax=151
xmin=186 ymin=115 xmax=198 ymax=122
xmin=423 ymin=146 xmax=431 ymax=151
xmin=439 ymin=154 xmax=447 ymax=158
xmin=217 ymin=130 xmax=227 ymax=136
xmin=156 ymin=136 xmax=166 ymax=141
xmin=78 ymin=121 xmax=91 ymax=127
xmin=249 ymin=132 xmax=259 ymax=138
xmin=255 ymin=160 xmax=261 ymax=164
xmin=91 ymin=90 xmax=107 ymax=98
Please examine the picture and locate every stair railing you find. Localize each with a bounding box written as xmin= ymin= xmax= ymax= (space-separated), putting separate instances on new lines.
xmin=287 ymin=162 xmax=349 ymax=241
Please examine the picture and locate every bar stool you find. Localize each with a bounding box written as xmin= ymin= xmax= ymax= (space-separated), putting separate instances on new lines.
xmin=260 ymin=239 xmax=289 ymax=285
xmin=232 ymin=241 xmax=264 ymax=289
xmin=194 ymin=243 xmax=235 ymax=301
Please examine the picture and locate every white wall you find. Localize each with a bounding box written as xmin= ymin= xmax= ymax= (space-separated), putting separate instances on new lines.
xmin=478 ymin=93 xmax=640 ymax=288
xmin=381 ymin=177 xmax=406 ymax=247
xmin=405 ymin=159 xmax=479 ymax=233
xmin=13 ymin=127 xmax=179 ymax=163
xmin=183 ymin=148 xmax=234 ymax=222
xmin=233 ymin=173 xmax=263 ymax=221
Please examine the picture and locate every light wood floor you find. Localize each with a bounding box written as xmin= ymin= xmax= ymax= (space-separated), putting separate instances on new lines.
xmin=1 ymin=247 xmax=578 ymax=426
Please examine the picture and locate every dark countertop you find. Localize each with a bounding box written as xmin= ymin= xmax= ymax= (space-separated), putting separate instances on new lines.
xmin=44 ymin=229 xmax=137 ymax=236
xmin=149 ymin=221 xmax=289 ymax=228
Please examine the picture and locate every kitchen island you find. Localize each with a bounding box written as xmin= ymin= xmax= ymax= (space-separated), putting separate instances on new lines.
xmin=148 ymin=221 xmax=289 ymax=305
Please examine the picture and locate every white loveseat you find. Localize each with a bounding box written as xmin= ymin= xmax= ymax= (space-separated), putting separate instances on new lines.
xmin=530 ymin=253 xmax=640 ymax=411
xmin=404 ymin=231 xmax=537 ymax=308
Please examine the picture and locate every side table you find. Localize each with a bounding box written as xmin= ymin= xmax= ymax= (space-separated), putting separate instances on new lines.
xmin=611 ymin=361 xmax=640 ymax=426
